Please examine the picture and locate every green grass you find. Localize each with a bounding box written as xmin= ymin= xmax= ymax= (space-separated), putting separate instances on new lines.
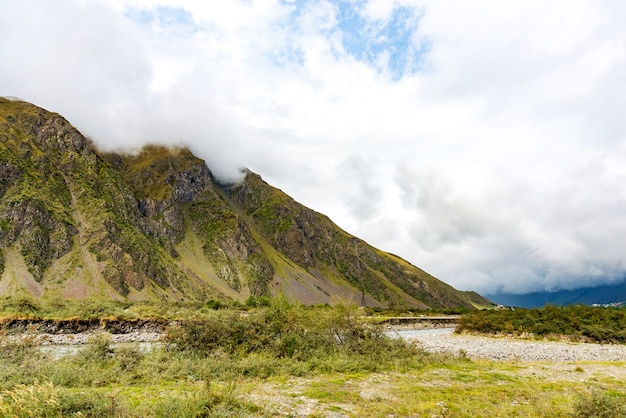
xmin=1 ymin=300 xmax=626 ymax=416
xmin=3 ymin=358 xmax=624 ymax=417
xmin=1 ymin=345 xmax=624 ymax=416
xmin=0 ymin=295 xmax=258 ymax=322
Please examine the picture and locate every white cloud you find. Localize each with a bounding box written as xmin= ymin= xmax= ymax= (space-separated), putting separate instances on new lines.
xmin=1 ymin=0 xmax=625 ymax=295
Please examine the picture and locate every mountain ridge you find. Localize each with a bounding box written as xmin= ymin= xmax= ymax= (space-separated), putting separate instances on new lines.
xmin=487 ymin=279 xmax=626 ymax=308
xmin=0 ymin=98 xmax=491 ymax=309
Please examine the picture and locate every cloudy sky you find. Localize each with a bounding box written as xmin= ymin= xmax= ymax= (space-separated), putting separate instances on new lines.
xmin=1 ymin=0 xmax=625 ymax=295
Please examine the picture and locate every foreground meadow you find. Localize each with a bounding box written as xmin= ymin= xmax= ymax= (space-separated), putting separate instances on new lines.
xmin=1 ymin=298 xmax=625 ymax=417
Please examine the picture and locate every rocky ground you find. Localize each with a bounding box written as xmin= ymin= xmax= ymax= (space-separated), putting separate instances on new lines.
xmin=1 ymin=318 xmax=166 ymax=345
xmin=413 ymin=331 xmax=626 ymax=362
xmin=4 ymin=321 xmax=626 ymax=363
xmin=8 ymin=330 xmax=163 ymax=345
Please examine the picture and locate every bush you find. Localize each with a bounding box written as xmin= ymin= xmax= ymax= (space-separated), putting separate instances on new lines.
xmin=164 ymin=298 xmax=422 ymax=374
xmin=572 ymin=390 xmax=626 ymax=417
xmin=0 ymin=334 xmax=37 ymax=365
xmin=57 ymin=390 xmax=112 ymax=417
xmin=0 ymin=295 xmax=41 ymax=316
xmin=205 ymin=299 xmax=225 ymax=310
xmin=77 ymin=332 xmax=113 ymax=363
xmin=244 ymin=295 xmax=257 ymax=307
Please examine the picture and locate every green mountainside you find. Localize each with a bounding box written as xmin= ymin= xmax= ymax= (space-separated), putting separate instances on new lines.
xmin=0 ymin=98 xmax=491 ymax=309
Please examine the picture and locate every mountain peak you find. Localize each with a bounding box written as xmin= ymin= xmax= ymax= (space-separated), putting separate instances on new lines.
xmin=0 ymin=98 xmax=490 ymax=309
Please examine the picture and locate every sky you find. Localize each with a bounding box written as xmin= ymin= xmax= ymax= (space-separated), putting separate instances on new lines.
xmin=1 ymin=0 xmax=625 ymax=295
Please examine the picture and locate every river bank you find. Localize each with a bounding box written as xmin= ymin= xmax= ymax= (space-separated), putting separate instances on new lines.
xmin=413 ymin=331 xmax=626 ymax=362
xmin=1 ymin=318 xmax=165 ymax=345
xmin=3 ymin=322 xmax=626 ymax=416
xmin=4 ymin=320 xmax=626 ymax=363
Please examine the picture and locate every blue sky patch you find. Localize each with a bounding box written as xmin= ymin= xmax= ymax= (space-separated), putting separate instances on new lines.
xmin=336 ymin=2 xmax=427 ymax=80
xmin=276 ymin=1 xmax=428 ymax=80
xmin=125 ymin=1 xmax=429 ymax=79
xmin=125 ymin=6 xmax=200 ymax=36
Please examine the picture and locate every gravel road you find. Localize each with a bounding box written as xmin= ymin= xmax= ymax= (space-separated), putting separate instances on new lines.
xmin=413 ymin=332 xmax=626 ymax=362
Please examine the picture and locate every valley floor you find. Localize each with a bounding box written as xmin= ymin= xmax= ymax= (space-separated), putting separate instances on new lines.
xmin=7 ymin=325 xmax=626 ymax=363
xmin=9 ymin=324 xmax=626 ymax=362
xmin=240 ymin=331 xmax=626 ymax=416
xmin=3 ymin=326 xmax=626 ymax=416
xmin=414 ymin=331 xmax=626 ymax=362
xmin=241 ymin=361 xmax=626 ymax=417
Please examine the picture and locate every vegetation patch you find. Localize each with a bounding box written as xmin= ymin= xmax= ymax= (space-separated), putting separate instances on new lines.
xmin=1 ymin=298 xmax=626 ymax=416
xmin=458 ymin=304 xmax=626 ymax=343
xmin=164 ymin=298 xmax=425 ymax=374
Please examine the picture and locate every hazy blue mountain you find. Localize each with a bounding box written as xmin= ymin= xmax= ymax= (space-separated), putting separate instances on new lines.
xmin=486 ymin=279 xmax=626 ymax=308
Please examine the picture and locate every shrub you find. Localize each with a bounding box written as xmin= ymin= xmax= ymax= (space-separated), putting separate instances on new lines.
xmin=206 ymin=299 xmax=225 ymax=310
xmin=244 ymin=295 xmax=257 ymax=307
xmin=571 ymin=390 xmax=626 ymax=417
xmin=164 ymin=298 xmax=422 ymax=374
xmin=57 ymin=390 xmax=112 ymax=417
xmin=113 ymin=345 xmax=144 ymax=372
xmin=0 ymin=334 xmax=37 ymax=365
xmin=78 ymin=332 xmax=113 ymax=362
xmin=0 ymin=295 xmax=41 ymax=316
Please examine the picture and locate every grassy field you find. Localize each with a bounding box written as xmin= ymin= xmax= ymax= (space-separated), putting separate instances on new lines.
xmin=1 ymin=342 xmax=624 ymax=417
xmin=1 ymin=298 xmax=625 ymax=416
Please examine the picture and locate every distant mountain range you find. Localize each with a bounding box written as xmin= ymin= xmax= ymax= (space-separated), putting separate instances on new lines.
xmin=0 ymin=98 xmax=491 ymax=309
xmin=486 ymin=279 xmax=626 ymax=308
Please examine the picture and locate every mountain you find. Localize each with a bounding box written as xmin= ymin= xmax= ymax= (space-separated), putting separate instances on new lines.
xmin=0 ymin=98 xmax=491 ymax=309
xmin=487 ymin=279 xmax=626 ymax=308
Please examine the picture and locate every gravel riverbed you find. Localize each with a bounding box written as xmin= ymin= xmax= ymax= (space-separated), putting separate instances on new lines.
xmin=4 ymin=331 xmax=162 ymax=345
xmin=412 ymin=331 xmax=626 ymax=362
xmin=5 ymin=327 xmax=626 ymax=363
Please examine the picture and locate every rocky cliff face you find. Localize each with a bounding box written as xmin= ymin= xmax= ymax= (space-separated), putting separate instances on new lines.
xmin=224 ymin=173 xmax=480 ymax=308
xmin=0 ymin=98 xmax=490 ymax=309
